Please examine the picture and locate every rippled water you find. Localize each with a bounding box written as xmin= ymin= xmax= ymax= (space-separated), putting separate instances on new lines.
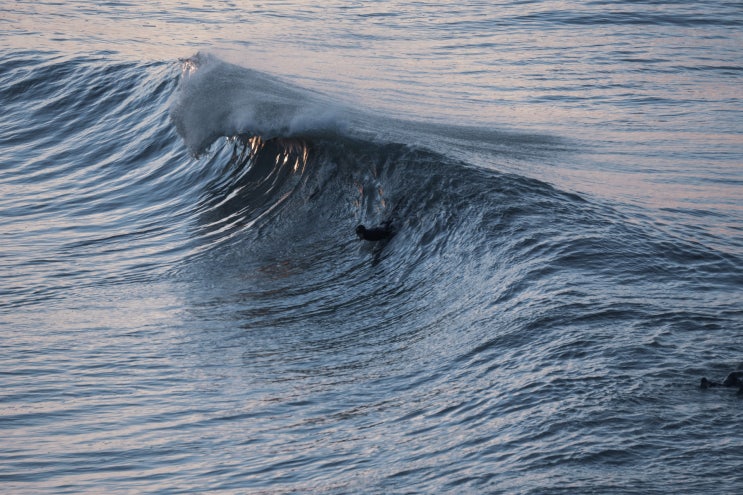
xmin=2 ymin=2 xmax=743 ymax=493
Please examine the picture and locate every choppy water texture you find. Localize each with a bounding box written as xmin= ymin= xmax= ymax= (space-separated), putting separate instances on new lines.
xmin=2 ymin=2 xmax=743 ymax=493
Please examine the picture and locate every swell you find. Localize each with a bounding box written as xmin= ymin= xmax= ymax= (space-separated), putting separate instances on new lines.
xmin=2 ymin=50 xmax=741 ymax=330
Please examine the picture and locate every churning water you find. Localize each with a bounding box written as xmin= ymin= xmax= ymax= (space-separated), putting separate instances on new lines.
xmin=2 ymin=2 xmax=742 ymax=493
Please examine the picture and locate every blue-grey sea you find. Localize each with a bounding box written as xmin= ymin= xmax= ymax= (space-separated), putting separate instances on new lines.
xmin=2 ymin=1 xmax=742 ymax=493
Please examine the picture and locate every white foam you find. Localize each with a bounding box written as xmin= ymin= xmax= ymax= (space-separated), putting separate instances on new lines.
xmin=170 ymin=52 xmax=347 ymax=156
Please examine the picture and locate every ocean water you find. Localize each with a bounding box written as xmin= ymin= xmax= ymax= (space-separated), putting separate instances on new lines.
xmin=2 ymin=1 xmax=742 ymax=493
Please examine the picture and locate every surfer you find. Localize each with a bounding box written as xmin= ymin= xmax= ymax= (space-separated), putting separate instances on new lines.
xmin=356 ymin=220 xmax=395 ymax=241
xmin=700 ymin=365 xmax=743 ymax=394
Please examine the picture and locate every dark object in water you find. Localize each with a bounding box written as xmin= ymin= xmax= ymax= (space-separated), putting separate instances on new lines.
xmin=700 ymin=367 xmax=743 ymax=395
xmin=356 ymin=220 xmax=395 ymax=241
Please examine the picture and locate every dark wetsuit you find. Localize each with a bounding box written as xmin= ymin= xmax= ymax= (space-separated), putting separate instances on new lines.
xmin=356 ymin=221 xmax=395 ymax=241
xmin=700 ymin=370 xmax=743 ymax=394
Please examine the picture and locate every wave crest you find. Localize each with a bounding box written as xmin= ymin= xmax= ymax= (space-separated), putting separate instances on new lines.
xmin=169 ymin=52 xmax=346 ymax=156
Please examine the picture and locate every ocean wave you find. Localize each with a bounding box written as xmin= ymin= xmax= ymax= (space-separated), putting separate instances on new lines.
xmin=2 ymin=50 xmax=740 ymax=322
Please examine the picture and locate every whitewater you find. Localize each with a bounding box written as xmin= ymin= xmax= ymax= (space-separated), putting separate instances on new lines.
xmin=2 ymin=1 xmax=742 ymax=494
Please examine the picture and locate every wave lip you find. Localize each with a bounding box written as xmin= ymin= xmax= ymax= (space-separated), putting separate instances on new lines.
xmin=169 ymin=52 xmax=346 ymax=156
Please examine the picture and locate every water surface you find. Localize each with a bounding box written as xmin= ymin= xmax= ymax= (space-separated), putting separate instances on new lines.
xmin=2 ymin=1 xmax=742 ymax=493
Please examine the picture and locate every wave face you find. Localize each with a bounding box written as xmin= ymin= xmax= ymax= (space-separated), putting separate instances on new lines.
xmin=2 ymin=51 xmax=743 ymax=494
